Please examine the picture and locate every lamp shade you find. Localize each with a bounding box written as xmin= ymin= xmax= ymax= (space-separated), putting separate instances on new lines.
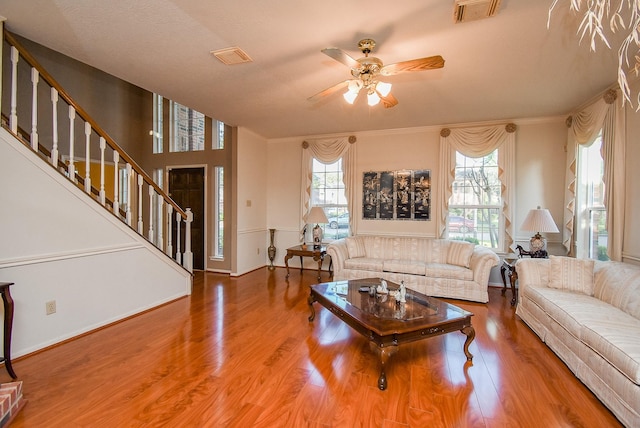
xmin=307 ymin=207 xmax=329 ymax=224
xmin=520 ymin=208 xmax=559 ymax=233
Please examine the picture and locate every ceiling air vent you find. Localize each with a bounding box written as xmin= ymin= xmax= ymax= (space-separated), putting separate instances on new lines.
xmin=454 ymin=0 xmax=501 ymax=23
xmin=210 ymin=47 xmax=253 ymax=65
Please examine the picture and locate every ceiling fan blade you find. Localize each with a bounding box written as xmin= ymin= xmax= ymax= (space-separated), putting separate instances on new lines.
xmin=308 ymin=80 xmax=350 ymax=103
xmin=321 ymin=48 xmax=361 ymax=70
xmin=380 ymin=55 xmax=445 ymax=76
xmin=380 ymin=93 xmax=399 ymax=108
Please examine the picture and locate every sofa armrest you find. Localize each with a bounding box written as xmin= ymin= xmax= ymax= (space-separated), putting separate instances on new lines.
xmin=469 ymin=245 xmax=500 ymax=286
xmin=326 ymin=239 xmax=349 ymax=278
xmin=515 ymin=258 xmax=551 ymax=291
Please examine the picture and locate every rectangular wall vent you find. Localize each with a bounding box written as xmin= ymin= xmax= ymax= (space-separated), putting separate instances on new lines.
xmin=211 ymin=47 xmax=253 ymax=65
xmin=454 ymin=0 xmax=501 ymax=23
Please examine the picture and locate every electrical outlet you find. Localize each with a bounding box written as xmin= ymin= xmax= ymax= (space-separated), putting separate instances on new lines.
xmin=46 ymin=300 xmax=56 ymax=315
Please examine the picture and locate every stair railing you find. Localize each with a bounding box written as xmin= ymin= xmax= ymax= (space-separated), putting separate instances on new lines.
xmin=1 ymin=29 xmax=193 ymax=272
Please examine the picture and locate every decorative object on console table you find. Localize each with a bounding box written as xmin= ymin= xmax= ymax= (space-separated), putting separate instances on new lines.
xmin=267 ymin=228 xmax=276 ymax=271
xmin=520 ymin=206 xmax=559 ymax=254
xmin=307 ymin=207 xmax=329 ymax=249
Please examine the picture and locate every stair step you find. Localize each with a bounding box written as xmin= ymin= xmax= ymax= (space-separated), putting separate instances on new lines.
xmin=0 ymin=382 xmax=25 ymax=427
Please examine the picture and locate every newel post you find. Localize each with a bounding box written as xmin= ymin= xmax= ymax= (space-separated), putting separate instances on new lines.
xmin=183 ymin=208 xmax=193 ymax=273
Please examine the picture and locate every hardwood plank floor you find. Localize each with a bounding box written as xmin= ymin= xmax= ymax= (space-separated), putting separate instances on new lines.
xmin=6 ymin=268 xmax=622 ymax=427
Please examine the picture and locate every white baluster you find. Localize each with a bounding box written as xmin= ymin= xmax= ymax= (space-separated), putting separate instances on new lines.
xmin=166 ymin=204 xmax=173 ymax=257
xmin=148 ymin=186 xmax=155 ymax=243
xmin=157 ymin=194 xmax=164 ymax=249
xmin=126 ymin=163 xmax=132 ymax=226
xmin=175 ymin=212 xmax=182 ymax=264
xmin=67 ymin=106 xmax=76 ymax=179
xmin=31 ymin=68 xmax=39 ymax=151
xmin=183 ymin=208 xmax=193 ymax=272
xmin=84 ymin=122 xmax=92 ymax=193
xmin=51 ymin=88 xmax=59 ymax=166
xmin=9 ymin=47 xmax=18 ymax=134
xmin=99 ymin=137 xmax=106 ymax=205
xmin=137 ymin=174 xmax=144 ymax=234
xmin=113 ymin=152 xmax=120 ymax=215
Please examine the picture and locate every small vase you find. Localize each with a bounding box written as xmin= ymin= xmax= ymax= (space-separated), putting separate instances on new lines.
xmin=268 ymin=228 xmax=276 ymax=270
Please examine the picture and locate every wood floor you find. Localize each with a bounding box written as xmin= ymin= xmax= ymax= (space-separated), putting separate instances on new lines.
xmin=5 ymin=268 xmax=622 ymax=427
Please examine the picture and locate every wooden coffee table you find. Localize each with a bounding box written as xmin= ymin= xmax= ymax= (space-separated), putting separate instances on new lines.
xmin=308 ymin=278 xmax=475 ymax=390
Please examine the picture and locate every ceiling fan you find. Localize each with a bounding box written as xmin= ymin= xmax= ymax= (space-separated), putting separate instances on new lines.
xmin=309 ymin=38 xmax=445 ymax=108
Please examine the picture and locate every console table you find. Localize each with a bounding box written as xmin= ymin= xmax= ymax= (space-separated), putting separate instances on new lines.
xmin=284 ymin=245 xmax=331 ymax=280
xmin=0 ymin=282 xmax=17 ymax=379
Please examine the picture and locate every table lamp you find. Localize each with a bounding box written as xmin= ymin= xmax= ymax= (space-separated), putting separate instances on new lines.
xmin=307 ymin=207 xmax=329 ymax=249
xmin=520 ymin=206 xmax=559 ymax=253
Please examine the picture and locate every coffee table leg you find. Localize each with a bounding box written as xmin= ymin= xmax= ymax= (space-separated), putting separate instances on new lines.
xmin=308 ymin=294 xmax=316 ymax=322
xmin=370 ymin=342 xmax=398 ymax=390
xmin=461 ymin=326 xmax=475 ymax=361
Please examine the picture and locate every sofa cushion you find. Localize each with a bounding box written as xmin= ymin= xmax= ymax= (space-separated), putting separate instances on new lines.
xmin=522 ymin=286 xmax=599 ymax=336
xmin=344 ymin=257 xmax=383 ymax=272
xmin=382 ymin=259 xmax=426 ymax=276
xmin=424 ymin=239 xmax=446 ymax=263
xmin=424 ymin=263 xmax=474 ymax=281
xmin=345 ymin=236 xmax=366 ymax=258
xmin=580 ymin=317 xmax=640 ymax=385
xmin=594 ymin=261 xmax=640 ymax=319
xmin=548 ymin=256 xmax=595 ymax=296
xmin=446 ymin=240 xmax=475 ymax=268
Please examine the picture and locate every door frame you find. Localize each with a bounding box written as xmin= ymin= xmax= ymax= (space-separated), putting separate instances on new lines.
xmin=166 ymin=164 xmax=208 ymax=270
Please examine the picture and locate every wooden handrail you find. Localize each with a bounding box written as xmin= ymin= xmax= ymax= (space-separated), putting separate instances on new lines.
xmin=1 ymin=112 xmax=126 ymax=217
xmin=3 ymin=30 xmax=187 ymax=220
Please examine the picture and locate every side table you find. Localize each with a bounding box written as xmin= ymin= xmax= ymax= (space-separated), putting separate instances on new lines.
xmin=284 ymin=245 xmax=332 ymax=280
xmin=500 ymin=257 xmax=518 ymax=306
xmin=0 ymin=282 xmax=17 ymax=379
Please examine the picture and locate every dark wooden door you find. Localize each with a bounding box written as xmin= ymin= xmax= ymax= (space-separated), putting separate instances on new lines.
xmin=169 ymin=167 xmax=205 ymax=270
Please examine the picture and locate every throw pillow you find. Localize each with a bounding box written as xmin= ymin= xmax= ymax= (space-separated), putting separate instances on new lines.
xmin=548 ymin=255 xmax=595 ymax=295
xmin=345 ymin=237 xmax=366 ymax=258
xmin=446 ymin=240 xmax=475 ymax=268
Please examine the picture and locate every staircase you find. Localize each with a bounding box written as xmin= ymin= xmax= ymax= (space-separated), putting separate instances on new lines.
xmin=0 ymin=22 xmax=193 ymax=384
xmin=1 ymin=28 xmax=193 ymax=271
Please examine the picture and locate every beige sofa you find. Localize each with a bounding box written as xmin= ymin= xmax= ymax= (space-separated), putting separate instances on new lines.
xmin=326 ymin=236 xmax=499 ymax=303
xmin=516 ymin=257 xmax=640 ymax=427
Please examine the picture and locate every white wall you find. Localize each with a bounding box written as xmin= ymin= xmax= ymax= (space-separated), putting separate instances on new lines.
xmin=234 ymin=127 xmax=269 ymax=275
xmin=512 ymin=118 xmax=567 ymax=253
xmin=0 ymin=129 xmax=191 ymax=357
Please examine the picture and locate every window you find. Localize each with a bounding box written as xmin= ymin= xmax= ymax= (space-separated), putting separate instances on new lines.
xmin=311 ymin=158 xmax=349 ymax=240
xmin=577 ymin=133 xmax=608 ymax=260
xmin=213 ymin=119 xmax=225 ymax=150
xmin=213 ymin=166 xmax=224 ymax=259
xmin=448 ymin=150 xmax=502 ymax=249
xmin=169 ymin=101 xmax=205 ymax=152
xmin=152 ymin=94 xmax=163 ymax=154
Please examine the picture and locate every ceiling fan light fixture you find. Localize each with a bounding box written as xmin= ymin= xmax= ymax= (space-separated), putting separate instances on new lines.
xmin=347 ymin=79 xmax=363 ymax=93
xmin=367 ymin=91 xmax=381 ymax=106
xmin=343 ymin=90 xmax=358 ymax=104
xmin=375 ymin=81 xmax=392 ymax=97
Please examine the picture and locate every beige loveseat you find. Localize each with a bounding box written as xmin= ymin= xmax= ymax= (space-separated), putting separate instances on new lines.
xmin=326 ymin=236 xmax=499 ymax=303
xmin=516 ymin=257 xmax=640 ymax=427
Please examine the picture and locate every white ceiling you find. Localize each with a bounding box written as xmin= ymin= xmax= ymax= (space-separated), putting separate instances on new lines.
xmin=0 ymin=0 xmax=627 ymax=139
